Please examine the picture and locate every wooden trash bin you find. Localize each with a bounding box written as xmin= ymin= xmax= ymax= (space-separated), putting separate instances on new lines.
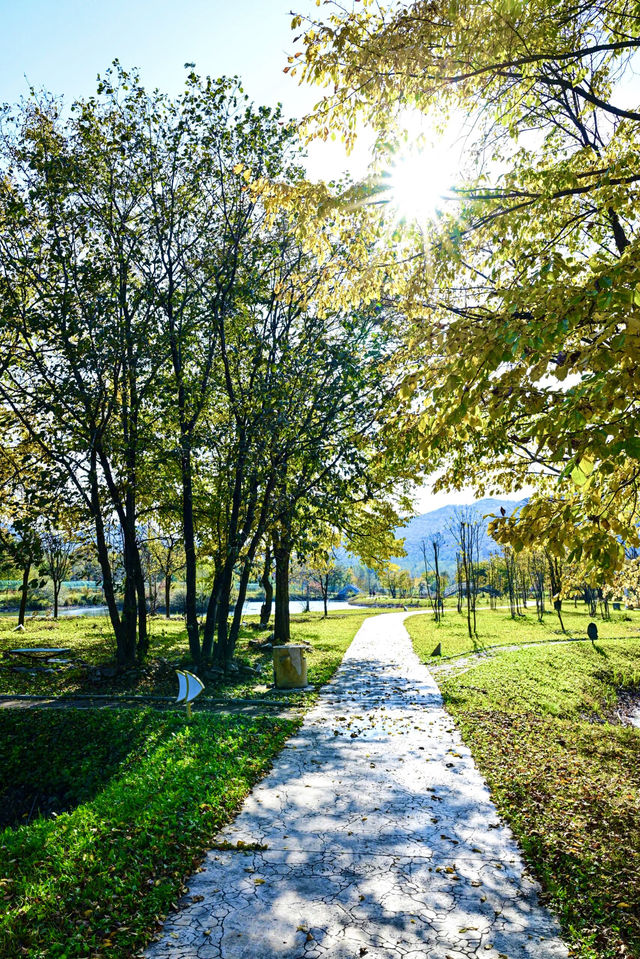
xmin=273 ymin=645 xmax=308 ymax=689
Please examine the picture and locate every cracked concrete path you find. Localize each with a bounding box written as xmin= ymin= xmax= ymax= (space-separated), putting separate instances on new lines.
xmin=146 ymin=612 xmax=568 ymax=959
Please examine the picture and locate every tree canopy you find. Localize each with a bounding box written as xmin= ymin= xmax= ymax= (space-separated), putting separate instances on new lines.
xmin=0 ymin=64 xmax=411 ymax=665
xmin=290 ymin=0 xmax=640 ymax=587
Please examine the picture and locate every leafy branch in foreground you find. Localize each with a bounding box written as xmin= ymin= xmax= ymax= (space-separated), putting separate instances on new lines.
xmin=289 ymin=0 xmax=640 ymax=588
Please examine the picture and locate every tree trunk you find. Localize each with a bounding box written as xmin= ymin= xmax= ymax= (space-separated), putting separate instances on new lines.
xmin=147 ymin=554 xmax=157 ymax=616
xmin=433 ymin=542 xmax=443 ymax=621
xmin=180 ymin=430 xmax=201 ymax=664
xmin=202 ymin=567 xmax=222 ymax=663
xmin=228 ymin=558 xmax=253 ymax=655
xmin=118 ymin=491 xmax=146 ymax=666
xmin=134 ymin=546 xmax=148 ymax=659
xmin=274 ymin=539 xmax=291 ymax=644
xmin=456 ymin=555 xmax=463 ymax=614
xmin=89 ymin=455 xmax=123 ymax=655
xmin=303 ymin=580 xmax=310 ymax=613
xmin=547 ymin=555 xmax=566 ymax=633
xmin=18 ymin=564 xmax=30 ymax=627
xmin=259 ymin=545 xmax=273 ymax=629
xmin=97 ymin=450 xmax=144 ymax=666
xmin=93 ymin=520 xmax=122 ymax=645
xmin=165 ymin=573 xmax=171 ymax=618
xmin=53 ymin=581 xmax=60 ymax=620
xmin=120 ymin=537 xmax=138 ymax=667
xmin=462 ymin=550 xmax=472 ymax=641
xmin=214 ymin=561 xmax=235 ymax=667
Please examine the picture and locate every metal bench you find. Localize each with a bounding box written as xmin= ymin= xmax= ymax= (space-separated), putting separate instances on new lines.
xmin=3 ymin=647 xmax=73 ymax=665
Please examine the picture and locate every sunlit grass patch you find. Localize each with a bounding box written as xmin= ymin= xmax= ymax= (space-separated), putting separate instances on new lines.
xmin=0 ymin=609 xmax=373 ymax=699
xmin=0 ymin=709 xmax=298 ymax=958
xmin=406 ymin=604 xmax=640 ymax=662
xmin=414 ymin=627 xmax=640 ymax=959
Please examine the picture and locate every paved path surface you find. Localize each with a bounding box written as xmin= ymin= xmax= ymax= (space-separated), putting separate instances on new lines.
xmin=146 ymin=612 xmax=568 ymax=959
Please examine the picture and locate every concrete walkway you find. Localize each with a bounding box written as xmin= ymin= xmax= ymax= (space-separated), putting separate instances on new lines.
xmin=146 ymin=612 xmax=568 ymax=959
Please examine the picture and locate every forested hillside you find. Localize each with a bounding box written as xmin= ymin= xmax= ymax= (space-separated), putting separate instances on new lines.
xmin=393 ymin=499 xmax=527 ymax=574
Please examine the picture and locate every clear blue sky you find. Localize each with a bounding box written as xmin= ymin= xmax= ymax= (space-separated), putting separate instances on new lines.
xmin=0 ymin=0 xmax=370 ymax=179
xmin=0 ymin=0 xmax=310 ymax=110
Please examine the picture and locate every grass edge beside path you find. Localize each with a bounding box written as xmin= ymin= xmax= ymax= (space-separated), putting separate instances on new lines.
xmin=408 ymin=612 xmax=640 ymax=959
xmin=0 ymin=611 xmax=369 ymax=959
xmin=406 ymin=604 xmax=640 ymax=663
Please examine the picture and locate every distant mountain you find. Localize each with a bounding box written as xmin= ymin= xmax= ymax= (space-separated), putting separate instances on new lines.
xmin=393 ymin=498 xmax=527 ymax=574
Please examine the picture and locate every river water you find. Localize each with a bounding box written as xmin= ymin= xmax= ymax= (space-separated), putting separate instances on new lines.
xmin=56 ymin=599 xmax=356 ymax=618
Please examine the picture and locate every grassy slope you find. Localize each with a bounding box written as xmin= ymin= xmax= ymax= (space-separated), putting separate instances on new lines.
xmin=408 ymin=608 xmax=640 ymax=959
xmin=0 ymin=609 xmax=375 ymax=699
xmin=408 ymin=604 xmax=640 ymax=661
xmin=0 ymin=611 xmax=368 ymax=958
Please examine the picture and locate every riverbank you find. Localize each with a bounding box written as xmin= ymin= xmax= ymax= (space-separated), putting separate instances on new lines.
xmin=0 ymin=598 xmax=356 ymax=619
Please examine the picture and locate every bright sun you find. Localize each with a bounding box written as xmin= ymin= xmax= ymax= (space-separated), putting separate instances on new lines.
xmin=386 ymin=148 xmax=457 ymax=224
xmin=381 ymin=112 xmax=465 ymax=226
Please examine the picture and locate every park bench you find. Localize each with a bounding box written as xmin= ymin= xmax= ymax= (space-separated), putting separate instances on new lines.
xmin=2 ymin=647 xmax=73 ymax=667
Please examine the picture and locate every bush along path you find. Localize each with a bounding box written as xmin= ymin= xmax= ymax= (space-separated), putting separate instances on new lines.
xmin=146 ymin=612 xmax=568 ymax=959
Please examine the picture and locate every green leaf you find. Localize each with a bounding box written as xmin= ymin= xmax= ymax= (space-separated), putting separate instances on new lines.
xmin=570 ymin=465 xmax=588 ymax=487
xmin=623 ymin=437 xmax=640 ymax=460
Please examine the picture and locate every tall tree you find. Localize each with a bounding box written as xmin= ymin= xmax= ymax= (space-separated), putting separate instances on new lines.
xmin=0 ymin=77 xmax=166 ymax=662
xmin=0 ymin=66 xmax=303 ymax=665
xmin=41 ymin=528 xmax=81 ymax=619
xmin=136 ymin=72 xmax=302 ymax=663
xmin=0 ymin=520 xmax=44 ymax=626
xmin=0 ymin=426 xmax=59 ymax=624
xmin=292 ymin=0 xmax=640 ymax=585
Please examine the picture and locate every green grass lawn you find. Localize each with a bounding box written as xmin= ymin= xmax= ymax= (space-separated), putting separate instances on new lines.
xmin=407 ymin=604 xmax=640 ymax=661
xmin=0 ymin=610 xmax=371 ymax=958
xmin=0 ymin=609 xmax=374 ymax=700
xmin=409 ymin=608 xmax=640 ymax=959
xmin=349 ymin=595 xmax=433 ymax=608
xmin=0 ymin=709 xmax=298 ymax=958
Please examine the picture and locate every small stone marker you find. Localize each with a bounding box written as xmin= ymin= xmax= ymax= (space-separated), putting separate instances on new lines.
xmin=273 ymin=645 xmax=308 ymax=689
xmin=431 ymin=642 xmax=442 ymax=657
xmin=587 ymin=622 xmax=598 ymax=644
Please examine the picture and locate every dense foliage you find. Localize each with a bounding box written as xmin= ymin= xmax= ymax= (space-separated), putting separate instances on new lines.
xmin=290 ymin=0 xmax=640 ymax=590
xmin=0 ymin=64 xmax=410 ymax=667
